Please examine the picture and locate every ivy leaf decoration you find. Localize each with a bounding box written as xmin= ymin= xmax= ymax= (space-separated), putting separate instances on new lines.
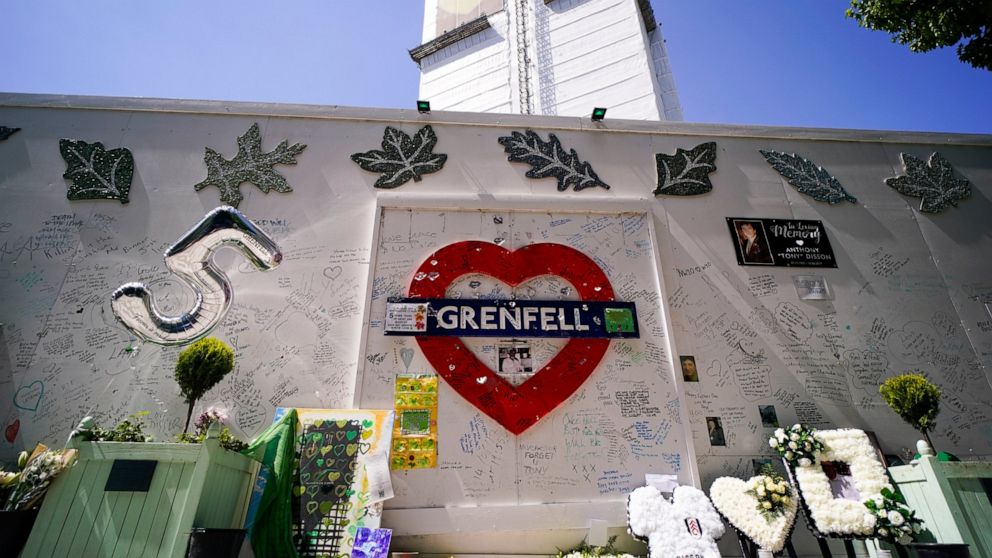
xmin=350 ymin=125 xmax=447 ymax=189
xmin=886 ymin=152 xmax=971 ymax=214
xmin=0 ymin=126 xmax=21 ymax=141
xmin=760 ymin=150 xmax=857 ymax=204
xmin=59 ymin=139 xmax=134 ymax=204
xmin=653 ymin=142 xmax=717 ymax=196
xmin=194 ymin=123 xmax=306 ymax=207
xmin=497 ymin=130 xmax=609 ymax=191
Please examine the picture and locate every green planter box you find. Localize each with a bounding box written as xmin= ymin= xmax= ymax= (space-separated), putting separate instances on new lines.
xmin=20 ymin=435 xmax=259 ymax=558
xmin=889 ymin=453 xmax=992 ymax=557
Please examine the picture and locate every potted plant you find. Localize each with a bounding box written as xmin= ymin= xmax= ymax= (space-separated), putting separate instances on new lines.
xmin=175 ymin=337 xmax=235 ymax=434
xmin=879 ymin=374 xmax=941 ymax=454
xmin=1 ymin=445 xmax=77 ymax=556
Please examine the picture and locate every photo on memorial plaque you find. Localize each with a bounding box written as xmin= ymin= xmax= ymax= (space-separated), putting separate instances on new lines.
xmin=758 ymin=405 xmax=779 ymax=427
xmin=821 ymin=461 xmax=860 ymax=501
xmin=731 ymin=219 xmax=774 ymax=265
xmin=706 ymin=416 xmax=726 ymax=447
xmin=680 ymin=355 xmax=699 ymax=382
xmin=498 ymin=341 xmax=533 ymax=386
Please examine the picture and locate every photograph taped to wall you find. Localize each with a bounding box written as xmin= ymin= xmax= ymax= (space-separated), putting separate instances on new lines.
xmin=706 ymin=416 xmax=726 ymax=447
xmin=497 ymin=340 xmax=534 ymax=386
xmin=759 ymin=405 xmax=779 ymax=427
xmin=680 ymin=355 xmax=699 ymax=382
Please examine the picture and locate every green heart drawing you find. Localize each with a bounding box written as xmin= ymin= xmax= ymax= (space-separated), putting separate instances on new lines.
xmin=328 ymin=471 xmax=340 ymax=482
xmin=333 ymin=444 xmax=346 ymax=457
xmin=320 ymin=446 xmax=331 ymax=456
xmin=294 ymin=486 xmax=306 ymax=496
xmin=346 ymin=430 xmax=358 ymax=441
xmin=358 ymin=442 xmax=371 ymax=454
xmin=300 ymin=472 xmax=311 ymax=483
xmin=306 ymin=501 xmax=318 ymax=514
xmin=346 ymin=443 xmax=358 ymax=456
xmin=316 ymin=459 xmax=324 ymax=467
xmin=336 ymin=419 xmax=349 ymax=428
xmin=362 ymin=419 xmax=373 ymax=429
xmin=361 ymin=429 xmax=373 ymax=440
xmin=319 ymin=501 xmax=333 ymax=514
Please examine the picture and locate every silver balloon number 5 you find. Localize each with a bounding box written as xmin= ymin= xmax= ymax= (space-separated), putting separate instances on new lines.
xmin=111 ymin=206 xmax=282 ymax=345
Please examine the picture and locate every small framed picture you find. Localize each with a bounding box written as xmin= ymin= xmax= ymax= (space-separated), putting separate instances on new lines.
xmin=680 ymin=355 xmax=699 ymax=382
xmin=758 ymin=405 xmax=779 ymax=428
xmin=706 ymin=416 xmax=726 ymax=447
xmin=498 ymin=340 xmax=534 ymax=386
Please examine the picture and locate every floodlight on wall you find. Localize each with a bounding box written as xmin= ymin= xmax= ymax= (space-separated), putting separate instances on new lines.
xmin=417 ymin=100 xmax=431 ymax=113
xmin=591 ymin=107 xmax=607 ymax=121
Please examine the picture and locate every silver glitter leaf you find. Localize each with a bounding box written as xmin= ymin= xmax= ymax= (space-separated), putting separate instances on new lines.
xmin=350 ymin=125 xmax=447 ymax=189
xmin=760 ymin=150 xmax=856 ymax=204
xmin=497 ymin=130 xmax=609 ymax=191
xmin=59 ymin=139 xmax=134 ymax=204
xmin=194 ymin=123 xmax=306 ymax=208
xmin=0 ymin=126 xmax=21 ymax=141
xmin=653 ymin=141 xmax=717 ymax=196
xmin=886 ymin=152 xmax=972 ymax=214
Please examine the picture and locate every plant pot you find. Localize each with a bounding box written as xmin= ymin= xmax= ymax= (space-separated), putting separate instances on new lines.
xmin=0 ymin=508 xmax=40 ymax=556
xmin=186 ymin=528 xmax=247 ymax=558
xmin=909 ymin=543 xmax=970 ymax=558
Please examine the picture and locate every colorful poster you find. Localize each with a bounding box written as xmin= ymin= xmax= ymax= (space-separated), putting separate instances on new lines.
xmin=392 ymin=374 xmax=438 ymax=469
xmin=277 ymin=408 xmax=394 ymax=558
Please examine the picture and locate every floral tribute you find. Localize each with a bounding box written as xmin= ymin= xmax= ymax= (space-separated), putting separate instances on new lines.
xmin=1 ymin=444 xmax=77 ymax=511
xmin=769 ymin=423 xmax=824 ymax=466
xmin=863 ymin=488 xmax=924 ymax=544
xmin=709 ymin=468 xmax=798 ymax=553
xmin=556 ymin=536 xmax=636 ymax=558
xmin=627 ymin=485 xmax=724 ymax=558
xmin=791 ymin=428 xmax=891 ymax=537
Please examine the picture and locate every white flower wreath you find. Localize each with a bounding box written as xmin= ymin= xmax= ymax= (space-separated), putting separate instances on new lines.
xmin=709 ymin=476 xmax=798 ymax=553
xmin=628 ymin=485 xmax=725 ymax=558
xmin=793 ymin=428 xmax=889 ymax=537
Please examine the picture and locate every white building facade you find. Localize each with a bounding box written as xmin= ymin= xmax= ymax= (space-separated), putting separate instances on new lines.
xmin=414 ymin=0 xmax=682 ymax=120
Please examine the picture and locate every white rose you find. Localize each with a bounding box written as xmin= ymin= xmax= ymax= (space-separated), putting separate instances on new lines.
xmin=757 ymin=486 xmax=766 ymax=496
xmin=782 ymin=496 xmax=790 ymax=506
xmin=792 ymin=424 xmax=801 ymax=431
xmin=769 ymin=437 xmax=778 ymax=448
xmin=804 ymin=442 xmax=812 ymax=451
xmin=788 ymin=441 xmax=798 ymax=450
xmin=785 ymin=451 xmax=794 ymax=460
xmin=798 ymin=458 xmax=812 ymax=467
xmin=879 ymin=527 xmax=889 ymax=537
xmin=790 ymin=433 xmax=800 ymax=441
xmin=775 ymin=428 xmax=785 ymax=438
xmin=762 ymin=501 xmax=772 ymax=509
xmin=889 ymin=511 xmax=905 ymax=526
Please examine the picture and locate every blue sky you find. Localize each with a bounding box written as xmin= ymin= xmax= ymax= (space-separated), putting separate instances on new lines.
xmin=4 ymin=1 xmax=990 ymax=133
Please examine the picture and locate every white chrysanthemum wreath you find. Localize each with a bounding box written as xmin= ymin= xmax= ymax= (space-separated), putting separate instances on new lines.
xmin=628 ymin=485 xmax=724 ymax=558
xmin=709 ymin=472 xmax=798 ymax=553
xmin=792 ymin=428 xmax=890 ymax=537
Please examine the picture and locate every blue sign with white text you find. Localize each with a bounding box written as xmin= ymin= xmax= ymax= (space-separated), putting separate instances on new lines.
xmin=383 ymin=298 xmax=639 ymax=338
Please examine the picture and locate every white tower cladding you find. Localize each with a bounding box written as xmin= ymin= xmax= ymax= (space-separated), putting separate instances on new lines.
xmin=412 ymin=0 xmax=682 ymax=121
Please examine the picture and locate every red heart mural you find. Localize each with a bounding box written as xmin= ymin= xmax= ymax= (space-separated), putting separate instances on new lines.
xmin=409 ymin=241 xmax=615 ymax=435
xmin=5 ymin=419 xmax=19 ymax=443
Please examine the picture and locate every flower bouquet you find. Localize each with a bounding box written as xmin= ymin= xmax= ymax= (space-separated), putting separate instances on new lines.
xmin=863 ymin=487 xmax=924 ymax=546
xmin=769 ymin=424 xmax=824 ymax=466
xmin=1 ymin=444 xmax=77 ymax=511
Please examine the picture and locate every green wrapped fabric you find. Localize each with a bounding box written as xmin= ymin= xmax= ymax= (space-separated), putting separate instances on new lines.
xmin=241 ymin=408 xmax=299 ymax=558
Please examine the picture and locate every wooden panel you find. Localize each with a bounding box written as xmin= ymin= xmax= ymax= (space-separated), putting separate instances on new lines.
xmin=53 ymin=458 xmax=114 ymax=557
xmin=156 ymin=461 xmax=196 ymax=558
xmin=21 ymin=457 xmax=88 ymax=556
xmin=124 ymin=462 xmax=182 ymax=558
xmin=110 ymin=489 xmax=148 ymax=558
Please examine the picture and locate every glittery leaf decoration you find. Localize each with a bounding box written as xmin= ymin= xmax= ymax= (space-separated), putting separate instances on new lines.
xmin=497 ymin=130 xmax=609 ymax=191
xmin=59 ymin=139 xmax=134 ymax=204
xmin=0 ymin=126 xmax=21 ymax=141
xmin=194 ymin=123 xmax=306 ymax=207
xmin=886 ymin=152 xmax=972 ymax=214
xmin=653 ymin=141 xmax=717 ymax=196
xmin=760 ymin=150 xmax=857 ymax=204
xmin=350 ymin=125 xmax=447 ymax=189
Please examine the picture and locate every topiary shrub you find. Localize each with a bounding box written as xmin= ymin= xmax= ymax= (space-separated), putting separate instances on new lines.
xmin=175 ymin=337 xmax=234 ymax=433
xmin=879 ymin=373 xmax=941 ymax=450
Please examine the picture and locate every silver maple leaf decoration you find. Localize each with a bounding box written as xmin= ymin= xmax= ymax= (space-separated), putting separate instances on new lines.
xmin=886 ymin=152 xmax=972 ymax=214
xmin=194 ymin=123 xmax=306 ymax=207
xmin=760 ymin=150 xmax=857 ymax=204
xmin=654 ymin=142 xmax=717 ymax=196
xmin=350 ymin=125 xmax=447 ymax=189
xmin=497 ymin=130 xmax=609 ymax=191
xmin=59 ymin=139 xmax=134 ymax=204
